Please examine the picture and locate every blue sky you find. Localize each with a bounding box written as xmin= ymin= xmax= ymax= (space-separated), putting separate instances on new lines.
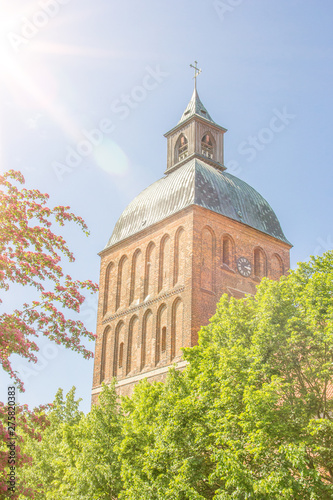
xmin=1 ymin=0 xmax=333 ymax=412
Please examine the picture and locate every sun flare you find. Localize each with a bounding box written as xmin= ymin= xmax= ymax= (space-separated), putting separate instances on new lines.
xmin=0 ymin=2 xmax=125 ymax=173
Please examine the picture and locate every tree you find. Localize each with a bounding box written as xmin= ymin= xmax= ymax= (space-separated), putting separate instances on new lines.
xmin=0 ymin=170 xmax=98 ymax=388
xmin=119 ymin=373 xmax=218 ymax=499
xmin=65 ymin=383 xmax=123 ymax=499
xmin=18 ymin=387 xmax=84 ymax=499
xmin=118 ymin=251 xmax=333 ymax=498
xmin=19 ymin=385 xmax=123 ymax=500
xmin=0 ymin=401 xmax=50 ymax=499
xmin=187 ymin=251 xmax=333 ymax=498
xmin=0 ymin=170 xmax=98 ymax=497
xmin=15 ymin=251 xmax=333 ymax=498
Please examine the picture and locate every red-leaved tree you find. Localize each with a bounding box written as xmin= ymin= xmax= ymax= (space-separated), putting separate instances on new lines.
xmin=0 ymin=170 xmax=98 ymax=497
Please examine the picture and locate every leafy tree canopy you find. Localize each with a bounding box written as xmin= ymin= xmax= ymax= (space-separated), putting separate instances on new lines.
xmin=0 ymin=170 xmax=98 ymax=498
xmin=0 ymin=170 xmax=98 ymax=389
xmin=15 ymin=251 xmax=333 ymax=499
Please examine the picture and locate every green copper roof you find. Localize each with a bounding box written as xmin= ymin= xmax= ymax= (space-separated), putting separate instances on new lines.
xmin=178 ymin=88 xmax=215 ymax=125
xmin=105 ymin=158 xmax=291 ymax=249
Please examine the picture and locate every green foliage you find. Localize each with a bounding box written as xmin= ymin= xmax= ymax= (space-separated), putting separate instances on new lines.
xmin=20 ymin=252 xmax=333 ymax=498
xmin=19 ymin=384 xmax=122 ymax=499
xmin=67 ymin=382 xmax=123 ymax=499
xmin=119 ymin=374 xmax=217 ymax=499
xmin=19 ymin=387 xmax=84 ymax=499
xmin=184 ymin=251 xmax=333 ymax=498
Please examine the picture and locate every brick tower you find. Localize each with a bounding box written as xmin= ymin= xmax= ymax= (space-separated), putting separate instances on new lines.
xmin=92 ymin=80 xmax=291 ymax=401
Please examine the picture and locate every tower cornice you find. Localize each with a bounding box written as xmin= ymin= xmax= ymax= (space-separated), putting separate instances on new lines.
xmin=164 ymin=153 xmax=226 ymax=175
xmin=164 ymin=114 xmax=227 ymax=138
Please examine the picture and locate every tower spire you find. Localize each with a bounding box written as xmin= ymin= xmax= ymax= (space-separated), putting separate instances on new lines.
xmin=190 ymin=60 xmax=202 ymax=90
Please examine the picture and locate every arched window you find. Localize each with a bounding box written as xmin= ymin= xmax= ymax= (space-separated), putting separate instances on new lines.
xmin=200 ymin=226 xmax=215 ymax=291
xmin=201 ymin=133 xmax=214 ymax=159
xmin=222 ymin=235 xmax=235 ymax=269
xmin=103 ymin=262 xmax=114 ymax=316
xmin=254 ymin=247 xmax=267 ymax=279
xmin=100 ymin=326 xmax=110 ymax=384
xmin=116 ymin=255 xmax=129 ymax=310
xmin=127 ymin=315 xmax=138 ymax=375
xmin=119 ymin=342 xmax=124 ymax=368
xmin=174 ymin=227 xmax=186 ymax=286
xmin=155 ymin=304 xmax=167 ymax=365
xmin=271 ymin=254 xmax=284 ymax=279
xmin=161 ymin=327 xmax=167 ymax=352
xmin=113 ymin=321 xmax=124 ymax=377
xmin=144 ymin=242 xmax=156 ymax=299
xmin=130 ymin=250 xmax=142 ymax=305
xmin=141 ymin=310 xmax=153 ymax=370
xmin=171 ymin=298 xmax=183 ymax=361
xmin=158 ymin=235 xmax=171 ymax=292
xmin=176 ymin=134 xmax=188 ymax=162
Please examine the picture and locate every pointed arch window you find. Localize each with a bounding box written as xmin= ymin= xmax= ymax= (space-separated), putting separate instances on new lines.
xmin=161 ymin=327 xmax=167 ymax=352
xmin=113 ymin=321 xmax=124 ymax=377
xmin=100 ymin=326 xmax=110 ymax=384
xmin=103 ymin=262 xmax=114 ymax=316
xmin=155 ymin=304 xmax=167 ymax=365
xmin=141 ymin=310 xmax=152 ymax=371
xmin=271 ymin=253 xmax=284 ymax=279
xmin=171 ymin=298 xmax=183 ymax=361
xmin=174 ymin=227 xmax=186 ymax=286
xmin=119 ymin=342 xmax=124 ymax=368
xmin=158 ymin=234 xmax=171 ymax=292
xmin=254 ymin=248 xmax=267 ymax=279
xmin=201 ymin=134 xmax=213 ymax=159
xmin=222 ymin=235 xmax=235 ymax=269
xmin=116 ymin=255 xmax=129 ymax=311
xmin=130 ymin=250 xmax=142 ymax=305
xmin=144 ymin=242 xmax=156 ymax=299
xmin=177 ymin=134 xmax=188 ymax=162
xmin=127 ymin=315 xmax=138 ymax=375
xmin=200 ymin=226 xmax=215 ymax=291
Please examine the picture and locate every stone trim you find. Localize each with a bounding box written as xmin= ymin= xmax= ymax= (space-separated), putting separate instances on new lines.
xmin=91 ymin=360 xmax=188 ymax=395
xmin=200 ymin=288 xmax=216 ymax=296
xmin=227 ymin=287 xmax=254 ymax=298
xmin=103 ymin=286 xmax=186 ymax=324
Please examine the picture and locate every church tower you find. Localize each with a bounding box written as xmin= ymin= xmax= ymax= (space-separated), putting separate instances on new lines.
xmin=92 ymin=68 xmax=291 ymax=401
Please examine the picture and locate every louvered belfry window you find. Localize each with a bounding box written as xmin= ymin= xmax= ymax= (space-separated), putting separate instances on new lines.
xmin=178 ymin=134 xmax=188 ymax=161
xmin=201 ymin=134 xmax=213 ymax=159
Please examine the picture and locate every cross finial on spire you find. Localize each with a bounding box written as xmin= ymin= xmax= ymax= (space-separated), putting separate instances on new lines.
xmin=190 ymin=60 xmax=202 ymax=90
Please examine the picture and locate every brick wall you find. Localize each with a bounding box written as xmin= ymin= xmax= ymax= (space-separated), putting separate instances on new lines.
xmin=92 ymin=207 xmax=194 ymax=400
xmin=91 ymin=204 xmax=291 ymax=402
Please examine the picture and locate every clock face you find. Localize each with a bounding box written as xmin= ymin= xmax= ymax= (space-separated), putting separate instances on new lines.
xmin=237 ymin=257 xmax=252 ymax=277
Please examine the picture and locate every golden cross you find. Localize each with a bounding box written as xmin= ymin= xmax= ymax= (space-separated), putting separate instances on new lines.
xmin=190 ymin=61 xmax=202 ymax=90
